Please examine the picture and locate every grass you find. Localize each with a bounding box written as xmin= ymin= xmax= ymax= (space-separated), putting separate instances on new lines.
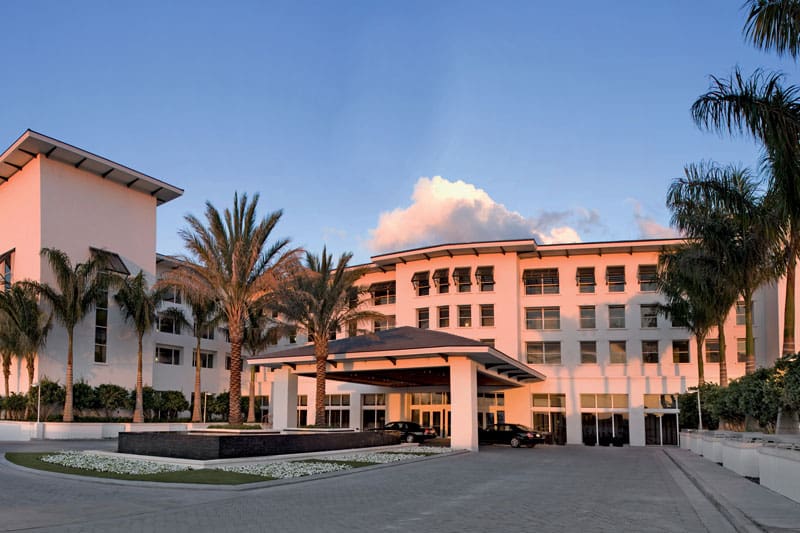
xmin=5 ymin=453 xmax=272 ymax=485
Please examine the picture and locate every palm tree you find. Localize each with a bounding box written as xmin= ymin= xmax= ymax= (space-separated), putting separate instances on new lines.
xmin=0 ymin=314 xmax=19 ymax=400
xmin=114 ymin=270 xmax=172 ymax=423
xmin=271 ymin=247 xmax=381 ymax=427
xmin=25 ymin=248 xmax=110 ymax=422
xmin=667 ymin=162 xmax=785 ymax=378
xmin=185 ymin=294 xmax=222 ymax=423
xmin=744 ymin=0 xmax=800 ymax=59
xmin=692 ymin=69 xmax=800 ymax=356
xmin=659 ymin=245 xmax=732 ymax=385
xmin=160 ymin=193 xmax=297 ymax=425
xmin=242 ymin=308 xmax=277 ymax=423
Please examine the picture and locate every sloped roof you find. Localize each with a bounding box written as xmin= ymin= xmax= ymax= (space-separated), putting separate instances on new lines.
xmin=0 ymin=130 xmax=183 ymax=205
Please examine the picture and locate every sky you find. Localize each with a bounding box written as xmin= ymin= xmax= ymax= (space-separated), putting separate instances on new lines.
xmin=1 ymin=1 xmax=796 ymax=264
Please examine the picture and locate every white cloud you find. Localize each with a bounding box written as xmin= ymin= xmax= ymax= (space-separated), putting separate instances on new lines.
xmin=627 ymin=199 xmax=679 ymax=239
xmin=367 ymin=176 xmax=595 ymax=252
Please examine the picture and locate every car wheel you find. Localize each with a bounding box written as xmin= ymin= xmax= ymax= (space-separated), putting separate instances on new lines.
xmin=510 ymin=437 xmax=521 ymax=448
xmin=405 ymin=434 xmax=417 ymax=444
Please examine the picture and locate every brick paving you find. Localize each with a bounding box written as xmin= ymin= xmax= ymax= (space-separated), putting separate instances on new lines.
xmin=0 ymin=441 xmax=785 ymax=532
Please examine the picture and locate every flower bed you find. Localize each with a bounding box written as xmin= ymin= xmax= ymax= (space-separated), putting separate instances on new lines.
xmin=41 ymin=451 xmax=189 ymax=475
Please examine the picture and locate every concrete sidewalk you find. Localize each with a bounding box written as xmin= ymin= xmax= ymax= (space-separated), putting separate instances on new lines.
xmin=664 ymin=447 xmax=800 ymax=532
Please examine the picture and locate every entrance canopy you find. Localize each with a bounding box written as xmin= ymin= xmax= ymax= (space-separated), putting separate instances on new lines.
xmin=248 ymin=327 xmax=545 ymax=388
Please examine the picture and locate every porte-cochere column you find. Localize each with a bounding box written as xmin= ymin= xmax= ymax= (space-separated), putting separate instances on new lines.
xmin=270 ymin=367 xmax=298 ymax=430
xmin=449 ymin=356 xmax=478 ymax=451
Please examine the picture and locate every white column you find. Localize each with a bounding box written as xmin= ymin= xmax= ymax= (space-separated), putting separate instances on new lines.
xmin=450 ymin=356 xmax=479 ymax=451
xmin=270 ymin=367 xmax=298 ymax=431
xmin=387 ymin=391 xmax=405 ymax=422
xmin=350 ymin=391 xmax=362 ymax=430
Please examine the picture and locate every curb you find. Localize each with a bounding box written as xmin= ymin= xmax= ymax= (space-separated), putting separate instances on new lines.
xmin=662 ymin=449 xmax=765 ymax=533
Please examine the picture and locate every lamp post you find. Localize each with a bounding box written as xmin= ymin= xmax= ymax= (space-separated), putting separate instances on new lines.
xmin=36 ymin=381 xmax=41 ymax=424
xmin=696 ymin=387 xmax=703 ymax=431
xmin=203 ymin=392 xmax=209 ymax=424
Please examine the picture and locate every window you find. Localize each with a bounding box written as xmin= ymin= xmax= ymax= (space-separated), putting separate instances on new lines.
xmin=480 ymin=338 xmax=495 ymax=348
xmin=297 ymin=395 xmax=308 ymax=427
xmin=362 ymin=393 xmax=386 ymax=430
xmin=370 ymin=282 xmax=396 ymax=305
xmin=608 ymin=305 xmax=625 ymax=328
xmin=581 ymin=394 xmax=629 ymax=409
xmin=438 ymin=306 xmax=450 ymax=328
xmin=480 ymin=304 xmax=495 ymax=327
xmin=90 ymin=247 xmax=130 ymax=275
xmin=199 ymin=324 xmax=215 ymax=340
xmin=606 ymin=266 xmax=625 ymax=292
xmin=580 ymin=341 xmax=597 ymax=364
xmin=156 ymin=346 xmax=181 ymax=365
xmin=412 ymin=271 xmax=430 ymax=296
xmin=526 ymin=307 xmax=560 ymax=330
xmin=644 ymin=394 xmax=678 ymax=409
xmin=225 ymin=353 xmax=231 ymax=369
xmin=325 ymin=394 xmax=351 ymax=428
xmin=162 ymin=287 xmax=182 ymax=304
xmin=642 ymin=341 xmax=659 ymax=364
xmin=191 ymin=350 xmax=215 ymax=368
xmin=638 ymin=265 xmax=657 ymax=292
xmin=476 ymin=266 xmax=495 ymax=292
xmin=579 ymin=306 xmax=596 ymax=329
xmin=532 ymin=393 xmax=566 ymax=408
xmin=705 ymin=338 xmax=720 ymax=363
xmin=288 ymin=329 xmax=297 ymax=343
xmin=523 ymin=268 xmax=559 ymax=295
xmin=526 ymin=341 xmax=561 ymax=365
xmin=458 ymin=305 xmax=472 ymax=327
xmin=640 ymin=304 xmax=658 ymax=328
xmin=609 ymin=341 xmax=627 ymax=364
xmin=433 ymin=269 xmax=450 ymax=294
xmin=417 ymin=308 xmax=430 ymax=329
xmin=157 ymin=313 xmax=181 ymax=335
xmin=0 ymin=250 xmax=12 ymax=292
xmin=736 ymin=301 xmax=752 ymax=326
xmin=453 ymin=268 xmax=472 ymax=292
xmin=672 ymin=340 xmax=690 ymax=363
xmin=94 ymin=288 xmax=108 ymax=363
xmin=374 ymin=315 xmax=396 ymax=332
xmin=576 ymin=267 xmax=595 ymax=293
xmin=736 ymin=338 xmax=751 ymax=363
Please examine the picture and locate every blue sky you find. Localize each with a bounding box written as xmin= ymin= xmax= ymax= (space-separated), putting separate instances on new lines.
xmin=0 ymin=1 xmax=794 ymax=263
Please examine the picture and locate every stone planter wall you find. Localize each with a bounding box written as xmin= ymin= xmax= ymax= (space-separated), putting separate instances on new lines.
xmin=758 ymin=444 xmax=800 ymax=504
xmin=721 ymin=439 xmax=761 ymax=478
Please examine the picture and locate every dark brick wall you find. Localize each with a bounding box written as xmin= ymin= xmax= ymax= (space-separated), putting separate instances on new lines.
xmin=118 ymin=431 xmax=400 ymax=460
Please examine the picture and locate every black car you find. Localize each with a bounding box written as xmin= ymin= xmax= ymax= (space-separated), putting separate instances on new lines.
xmin=479 ymin=423 xmax=545 ymax=448
xmin=372 ymin=421 xmax=437 ymax=443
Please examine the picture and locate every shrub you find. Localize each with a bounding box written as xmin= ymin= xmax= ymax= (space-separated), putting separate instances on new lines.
xmin=95 ymin=384 xmax=131 ymax=419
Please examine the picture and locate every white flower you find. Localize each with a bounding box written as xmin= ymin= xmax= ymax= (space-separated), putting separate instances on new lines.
xmin=219 ymin=461 xmax=351 ymax=478
xmin=42 ymin=451 xmax=189 ymax=475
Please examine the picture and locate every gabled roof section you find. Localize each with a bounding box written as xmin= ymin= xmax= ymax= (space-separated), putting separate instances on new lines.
xmin=0 ymin=130 xmax=183 ymax=205
xmin=371 ymin=239 xmax=538 ymax=268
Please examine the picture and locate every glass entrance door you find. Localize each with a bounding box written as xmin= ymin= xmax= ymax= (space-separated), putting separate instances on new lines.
xmin=412 ymin=406 xmax=450 ymax=437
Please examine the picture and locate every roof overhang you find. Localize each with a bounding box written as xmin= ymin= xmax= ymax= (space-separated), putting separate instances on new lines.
xmin=520 ymin=238 xmax=683 ymax=259
xmin=249 ymin=329 xmax=545 ymax=388
xmin=370 ymin=239 xmax=538 ymax=268
xmin=0 ymin=130 xmax=183 ymax=205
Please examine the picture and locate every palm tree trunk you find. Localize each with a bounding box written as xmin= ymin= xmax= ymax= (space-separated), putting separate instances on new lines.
xmin=228 ymin=328 xmax=243 ymax=425
xmin=63 ymin=329 xmax=74 ymax=422
xmin=3 ymin=356 xmax=10 ymax=418
xmin=247 ymin=365 xmax=256 ymax=423
xmin=314 ymin=339 xmax=328 ymax=427
xmin=783 ymin=251 xmax=796 ymax=356
xmin=718 ymin=321 xmax=728 ymax=387
xmin=696 ymin=335 xmax=705 ymax=385
xmin=24 ymin=353 xmax=35 ymax=420
xmin=133 ymin=335 xmax=144 ymax=423
xmin=192 ymin=336 xmax=202 ymax=423
xmin=745 ymin=289 xmax=756 ymax=374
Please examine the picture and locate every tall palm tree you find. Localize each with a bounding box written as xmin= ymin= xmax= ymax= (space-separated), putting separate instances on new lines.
xmin=0 ymin=314 xmax=19 ymax=400
xmin=692 ymin=69 xmax=800 ymax=355
xmin=744 ymin=0 xmax=800 ymax=59
xmin=271 ymin=247 xmax=381 ymax=427
xmin=25 ymin=248 xmax=110 ymax=422
xmin=242 ymin=308 xmax=276 ymax=423
xmin=659 ymin=245 xmax=731 ymax=385
xmin=160 ymin=193 xmax=297 ymax=425
xmin=114 ymin=270 xmax=171 ymax=423
xmin=667 ymin=163 xmax=785 ymax=377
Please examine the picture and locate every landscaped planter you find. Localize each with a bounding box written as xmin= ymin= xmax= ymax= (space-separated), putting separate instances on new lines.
xmin=758 ymin=444 xmax=800 ymax=504
xmin=680 ymin=431 xmax=693 ymax=450
xmin=690 ymin=432 xmax=704 ymax=455
xmin=118 ymin=430 xmax=401 ymax=460
xmin=700 ymin=432 xmax=725 ymax=462
xmin=721 ymin=438 xmax=761 ymax=478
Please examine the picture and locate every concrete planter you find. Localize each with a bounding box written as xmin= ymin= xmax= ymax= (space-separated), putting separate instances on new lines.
xmin=690 ymin=432 xmax=704 ymax=455
xmin=721 ymin=438 xmax=761 ymax=478
xmin=700 ymin=433 xmax=725 ymax=462
xmin=680 ymin=431 xmax=694 ymax=450
xmin=758 ymin=445 xmax=800 ymax=504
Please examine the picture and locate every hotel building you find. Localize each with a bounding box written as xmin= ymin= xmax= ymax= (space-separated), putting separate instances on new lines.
xmin=0 ymin=131 xmax=790 ymax=450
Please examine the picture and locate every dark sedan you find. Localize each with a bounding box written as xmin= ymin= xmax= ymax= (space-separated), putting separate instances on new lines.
xmin=372 ymin=421 xmax=437 ymax=443
xmin=479 ymin=423 xmax=545 ymax=448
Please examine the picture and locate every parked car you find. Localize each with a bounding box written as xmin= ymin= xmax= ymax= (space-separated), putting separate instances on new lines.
xmin=371 ymin=421 xmax=437 ymax=443
xmin=479 ymin=424 xmax=545 ymax=448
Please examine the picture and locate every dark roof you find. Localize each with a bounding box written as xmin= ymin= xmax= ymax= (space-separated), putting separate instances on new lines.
xmin=253 ymin=326 xmax=485 ymax=360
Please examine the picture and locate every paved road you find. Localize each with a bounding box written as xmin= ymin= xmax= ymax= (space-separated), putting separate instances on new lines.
xmin=0 ymin=442 xmax=749 ymax=532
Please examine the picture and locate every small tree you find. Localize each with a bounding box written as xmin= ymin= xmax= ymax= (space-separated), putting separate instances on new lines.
xmin=95 ymin=384 xmax=131 ymax=420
